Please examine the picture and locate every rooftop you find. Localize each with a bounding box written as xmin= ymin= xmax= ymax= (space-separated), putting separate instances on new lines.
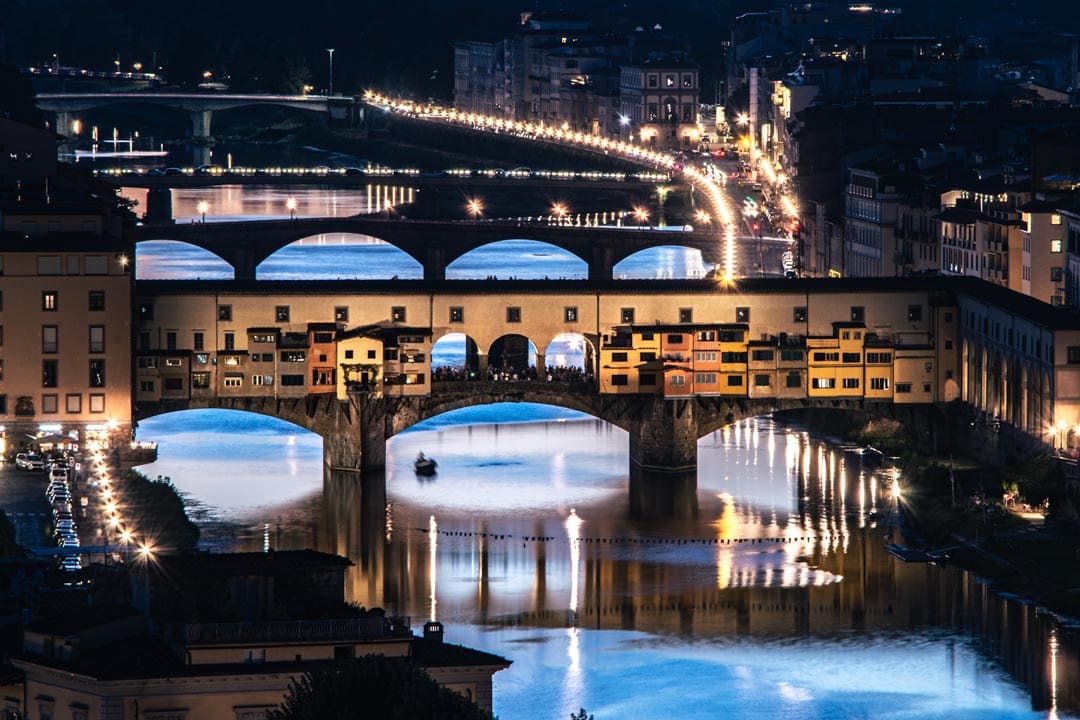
xmin=24 ymin=602 xmax=141 ymax=636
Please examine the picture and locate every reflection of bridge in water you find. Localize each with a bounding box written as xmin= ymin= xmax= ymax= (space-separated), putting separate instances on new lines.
xmin=312 ymin=455 xmax=1072 ymax=713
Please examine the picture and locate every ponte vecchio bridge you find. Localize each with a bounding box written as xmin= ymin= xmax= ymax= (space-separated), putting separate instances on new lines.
xmin=133 ymin=276 xmax=1077 ymax=476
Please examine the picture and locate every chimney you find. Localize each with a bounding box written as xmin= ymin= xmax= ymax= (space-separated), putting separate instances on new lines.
xmin=423 ymin=621 xmax=444 ymax=643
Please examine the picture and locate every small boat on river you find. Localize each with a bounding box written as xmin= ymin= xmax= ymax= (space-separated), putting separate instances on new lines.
xmin=414 ymin=454 xmax=438 ymax=476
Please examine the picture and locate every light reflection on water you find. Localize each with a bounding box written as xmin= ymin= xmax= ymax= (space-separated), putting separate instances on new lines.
xmin=134 ymin=407 xmax=1076 ymax=720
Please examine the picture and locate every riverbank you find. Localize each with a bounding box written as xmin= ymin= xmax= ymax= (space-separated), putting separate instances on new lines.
xmin=899 ymin=455 xmax=1080 ymax=619
xmin=772 ymin=407 xmax=1080 ymax=617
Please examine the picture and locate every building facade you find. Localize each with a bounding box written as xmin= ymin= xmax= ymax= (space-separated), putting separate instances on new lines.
xmin=0 ymin=233 xmax=133 ymax=456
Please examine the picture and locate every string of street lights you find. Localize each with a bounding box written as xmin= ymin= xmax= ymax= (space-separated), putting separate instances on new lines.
xmin=85 ymin=439 xmax=156 ymax=563
xmin=363 ymin=91 xmax=740 ymax=282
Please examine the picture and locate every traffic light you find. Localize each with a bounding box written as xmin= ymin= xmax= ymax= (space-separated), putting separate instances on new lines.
xmin=752 ymin=223 xmax=760 ymax=233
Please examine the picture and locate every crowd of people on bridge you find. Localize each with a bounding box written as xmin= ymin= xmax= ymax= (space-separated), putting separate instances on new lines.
xmin=432 ymin=364 xmax=594 ymax=384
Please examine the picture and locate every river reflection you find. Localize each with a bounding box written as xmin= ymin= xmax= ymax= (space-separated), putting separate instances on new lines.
xmin=135 ymin=408 xmax=1078 ymax=720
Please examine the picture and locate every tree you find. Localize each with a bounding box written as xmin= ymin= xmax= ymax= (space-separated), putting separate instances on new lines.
xmin=279 ymin=54 xmax=313 ymax=96
xmin=0 ymin=510 xmax=24 ymax=559
xmin=118 ymin=470 xmax=199 ymax=553
xmin=571 ymin=710 xmax=595 ymax=720
xmin=0 ymin=64 xmax=43 ymax=127
xmin=269 ymin=655 xmax=493 ymax=720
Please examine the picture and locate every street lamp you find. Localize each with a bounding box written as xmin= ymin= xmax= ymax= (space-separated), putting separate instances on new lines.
xmin=197 ymin=200 xmax=209 ymax=223
xmin=326 ymin=48 xmax=335 ymax=96
xmin=633 ymin=206 xmax=649 ymax=226
xmin=467 ymin=198 xmax=483 ymax=220
xmin=695 ymin=210 xmax=711 ymax=226
xmin=551 ymin=202 xmax=568 ymax=224
xmin=286 ymin=197 xmax=297 ymax=220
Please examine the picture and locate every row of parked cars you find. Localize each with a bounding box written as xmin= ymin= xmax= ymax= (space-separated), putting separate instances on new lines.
xmin=45 ymin=460 xmax=82 ymax=572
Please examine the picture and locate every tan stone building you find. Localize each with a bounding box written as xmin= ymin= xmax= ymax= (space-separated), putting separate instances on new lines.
xmin=0 ymin=231 xmax=133 ymax=456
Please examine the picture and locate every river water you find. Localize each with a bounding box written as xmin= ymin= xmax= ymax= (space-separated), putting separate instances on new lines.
xmin=115 ymin=182 xmax=1078 ymax=718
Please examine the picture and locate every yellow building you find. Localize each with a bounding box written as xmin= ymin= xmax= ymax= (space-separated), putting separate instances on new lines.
xmin=599 ymin=327 xmax=662 ymax=394
xmin=806 ymin=322 xmax=866 ymax=398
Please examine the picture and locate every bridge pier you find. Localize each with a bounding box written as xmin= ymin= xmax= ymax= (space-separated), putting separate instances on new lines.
xmin=54 ymin=111 xmax=73 ymax=138
xmin=629 ymin=397 xmax=698 ymax=470
xmin=587 ymin=245 xmax=615 ymax=281
xmin=145 ymin=187 xmax=174 ymax=224
xmin=231 ymin=246 xmax=259 ymax=281
xmin=190 ymin=110 xmax=213 ymax=143
xmin=424 ymin=246 xmax=447 ymax=281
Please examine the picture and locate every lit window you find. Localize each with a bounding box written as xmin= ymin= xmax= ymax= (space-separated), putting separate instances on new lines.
xmin=1051 ymin=239 xmax=1063 ymax=253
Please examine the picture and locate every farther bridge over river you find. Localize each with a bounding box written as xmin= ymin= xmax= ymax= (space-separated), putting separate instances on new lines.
xmin=36 ymin=92 xmax=353 ymax=140
xmin=134 ymin=217 xmax=730 ymax=280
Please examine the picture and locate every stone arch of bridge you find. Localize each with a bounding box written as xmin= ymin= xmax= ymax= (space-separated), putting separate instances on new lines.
xmin=134 ymin=395 xmax=364 ymax=468
xmin=255 ymin=232 xmax=423 ymax=278
xmin=441 ymin=237 xmax=590 ymax=274
xmin=404 ymin=393 xmax=631 ymax=436
xmin=430 ymin=331 xmax=482 ymax=377
xmin=488 ymin=333 xmax=539 ymax=375
xmin=610 ymin=242 xmax=714 ymax=269
xmin=135 ymin=239 xmax=236 ymax=278
xmin=693 ymin=399 xmax=917 ymax=444
xmin=541 ymin=332 xmax=595 ymax=373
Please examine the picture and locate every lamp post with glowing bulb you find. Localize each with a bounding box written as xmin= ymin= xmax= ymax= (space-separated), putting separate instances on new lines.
xmin=326 ymin=48 xmax=335 ymax=96
xmin=467 ymin=198 xmax=483 ymax=220
xmin=197 ymin=200 xmax=208 ymax=223
xmin=551 ymin=202 xmax=567 ymax=224
xmin=135 ymin=543 xmax=156 ymax=612
xmin=633 ymin=206 xmax=649 ymax=227
xmin=286 ymin=197 xmax=297 ymax=220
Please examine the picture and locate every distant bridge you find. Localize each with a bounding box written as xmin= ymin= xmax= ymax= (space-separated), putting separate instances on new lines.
xmin=134 ymin=217 xmax=734 ymax=280
xmin=36 ymin=92 xmax=352 ymax=140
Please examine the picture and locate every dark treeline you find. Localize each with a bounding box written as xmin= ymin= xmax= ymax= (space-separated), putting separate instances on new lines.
xmin=0 ymin=0 xmax=765 ymax=98
xmin=1 ymin=0 xmax=1077 ymax=100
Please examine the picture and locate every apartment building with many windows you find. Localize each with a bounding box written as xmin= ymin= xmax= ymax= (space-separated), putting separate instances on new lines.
xmin=0 ymin=232 xmax=133 ymax=451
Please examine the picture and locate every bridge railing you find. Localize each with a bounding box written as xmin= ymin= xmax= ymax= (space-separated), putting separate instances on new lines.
xmin=431 ymin=378 xmax=598 ymax=396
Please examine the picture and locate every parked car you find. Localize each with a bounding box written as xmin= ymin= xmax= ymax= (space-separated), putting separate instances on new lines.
xmin=49 ymin=466 xmax=68 ymax=482
xmin=16 ymin=454 xmax=45 ymax=470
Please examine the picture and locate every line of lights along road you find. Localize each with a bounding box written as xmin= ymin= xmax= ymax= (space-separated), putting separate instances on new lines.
xmin=363 ymin=91 xmax=742 ymax=283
